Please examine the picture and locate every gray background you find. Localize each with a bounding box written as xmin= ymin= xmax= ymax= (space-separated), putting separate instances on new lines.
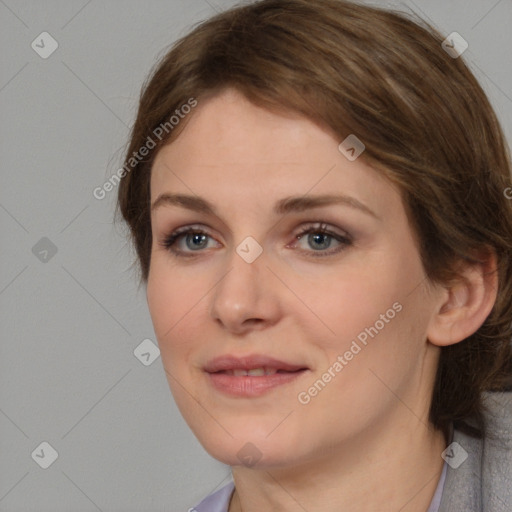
xmin=1 ymin=0 xmax=511 ymax=511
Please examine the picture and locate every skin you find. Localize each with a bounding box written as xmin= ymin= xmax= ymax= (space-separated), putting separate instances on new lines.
xmin=146 ymin=88 xmax=498 ymax=512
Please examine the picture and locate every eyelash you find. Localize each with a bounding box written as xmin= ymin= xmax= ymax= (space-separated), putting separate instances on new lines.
xmin=159 ymin=222 xmax=353 ymax=259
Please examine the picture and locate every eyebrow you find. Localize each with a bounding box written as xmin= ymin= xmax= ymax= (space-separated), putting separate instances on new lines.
xmin=151 ymin=193 xmax=379 ymax=219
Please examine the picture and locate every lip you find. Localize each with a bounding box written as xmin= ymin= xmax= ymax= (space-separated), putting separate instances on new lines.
xmin=204 ymin=354 xmax=310 ymax=397
xmin=204 ymin=354 xmax=308 ymax=373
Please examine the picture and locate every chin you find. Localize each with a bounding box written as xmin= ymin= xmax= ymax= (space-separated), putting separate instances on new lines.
xmin=192 ymin=427 xmax=305 ymax=469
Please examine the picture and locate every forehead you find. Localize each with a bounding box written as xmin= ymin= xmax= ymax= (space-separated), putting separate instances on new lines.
xmin=150 ymin=89 xmax=402 ymax=219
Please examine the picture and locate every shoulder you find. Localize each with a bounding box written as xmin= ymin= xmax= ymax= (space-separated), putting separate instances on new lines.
xmin=482 ymin=390 xmax=512 ymax=443
xmin=439 ymin=391 xmax=512 ymax=512
xmin=189 ymin=481 xmax=235 ymax=512
xmin=480 ymin=391 xmax=512 ymax=509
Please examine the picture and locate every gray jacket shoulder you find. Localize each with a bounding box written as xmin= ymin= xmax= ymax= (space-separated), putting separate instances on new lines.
xmin=438 ymin=391 xmax=512 ymax=512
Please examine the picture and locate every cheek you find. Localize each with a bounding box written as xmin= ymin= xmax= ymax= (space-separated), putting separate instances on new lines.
xmin=147 ymin=256 xmax=196 ymax=334
xmin=146 ymin=269 xmax=172 ymax=339
xmin=315 ymin=284 xmax=432 ymax=412
xmin=291 ymin=268 xmax=402 ymax=351
xmin=146 ymin=258 xmax=212 ymax=373
xmin=300 ymin=254 xmax=428 ymax=392
xmin=147 ymin=261 xmax=191 ymax=358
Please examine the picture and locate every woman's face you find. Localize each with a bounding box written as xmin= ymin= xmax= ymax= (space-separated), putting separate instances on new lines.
xmin=147 ymin=88 xmax=443 ymax=468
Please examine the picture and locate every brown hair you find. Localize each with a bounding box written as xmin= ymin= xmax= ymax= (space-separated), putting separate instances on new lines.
xmin=116 ymin=0 xmax=512 ymax=438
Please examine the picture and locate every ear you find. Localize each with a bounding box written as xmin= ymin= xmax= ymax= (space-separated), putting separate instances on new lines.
xmin=426 ymin=248 xmax=499 ymax=347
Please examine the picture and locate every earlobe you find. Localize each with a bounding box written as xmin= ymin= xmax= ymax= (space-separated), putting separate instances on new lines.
xmin=427 ymin=250 xmax=498 ymax=347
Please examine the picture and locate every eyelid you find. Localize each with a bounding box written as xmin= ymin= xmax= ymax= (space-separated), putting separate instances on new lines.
xmin=159 ymin=220 xmax=353 ymax=257
xmin=159 ymin=224 xmax=219 ymax=253
xmin=288 ymin=222 xmax=353 ymax=257
xmin=291 ymin=221 xmax=349 ymax=240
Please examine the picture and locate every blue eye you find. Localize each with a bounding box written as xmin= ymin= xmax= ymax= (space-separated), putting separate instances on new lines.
xmin=292 ymin=223 xmax=352 ymax=257
xmin=161 ymin=228 xmax=214 ymax=254
xmin=160 ymin=222 xmax=352 ymax=258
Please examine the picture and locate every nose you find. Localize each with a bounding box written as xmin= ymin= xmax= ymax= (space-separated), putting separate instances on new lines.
xmin=209 ymin=245 xmax=282 ymax=334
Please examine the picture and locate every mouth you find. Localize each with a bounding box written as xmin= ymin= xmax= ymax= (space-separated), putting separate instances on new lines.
xmin=204 ymin=354 xmax=310 ymax=397
xmin=215 ymin=367 xmax=304 ymax=376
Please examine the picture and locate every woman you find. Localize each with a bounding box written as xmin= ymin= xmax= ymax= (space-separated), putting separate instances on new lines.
xmin=116 ymin=0 xmax=512 ymax=510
